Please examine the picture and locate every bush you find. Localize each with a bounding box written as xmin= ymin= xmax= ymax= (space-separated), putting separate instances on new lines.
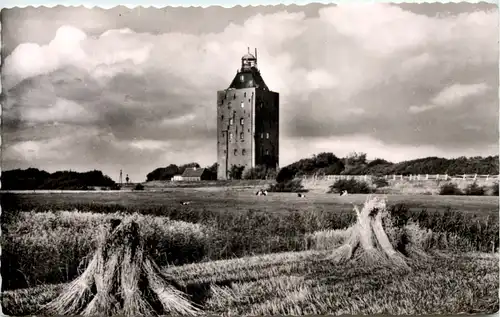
xmin=328 ymin=179 xmax=372 ymax=194
xmin=492 ymin=182 xmax=499 ymax=196
xmin=373 ymin=177 xmax=389 ymax=188
xmin=464 ymin=182 xmax=485 ymax=196
xmin=267 ymin=179 xmax=307 ymax=193
xmin=229 ymin=165 xmax=245 ymax=180
xmin=439 ymin=183 xmax=463 ymax=195
xmin=276 ymin=166 xmax=297 ymax=183
xmin=243 ymin=165 xmax=276 ymax=180
xmin=134 ymin=183 xmax=145 ymax=191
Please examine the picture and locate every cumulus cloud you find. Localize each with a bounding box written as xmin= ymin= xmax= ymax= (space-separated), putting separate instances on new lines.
xmin=1 ymin=3 xmax=498 ymax=181
xmin=409 ymin=83 xmax=490 ymax=113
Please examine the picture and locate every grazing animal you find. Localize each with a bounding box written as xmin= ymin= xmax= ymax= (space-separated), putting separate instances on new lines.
xmin=180 ymin=201 xmax=191 ymax=205
xmin=297 ymin=193 xmax=306 ymax=198
xmin=256 ymin=189 xmax=268 ymax=196
xmin=340 ymin=190 xmax=348 ymax=196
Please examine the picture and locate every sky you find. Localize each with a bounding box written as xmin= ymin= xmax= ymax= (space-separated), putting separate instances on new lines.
xmin=1 ymin=3 xmax=498 ymax=182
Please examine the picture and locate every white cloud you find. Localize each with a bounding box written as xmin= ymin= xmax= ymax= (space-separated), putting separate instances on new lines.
xmin=432 ymin=83 xmax=490 ymax=106
xmin=409 ymin=83 xmax=490 ymax=113
xmin=129 ymin=139 xmax=171 ymax=151
xmin=408 ymin=104 xmax=436 ymax=114
xmin=22 ymin=98 xmax=97 ymax=123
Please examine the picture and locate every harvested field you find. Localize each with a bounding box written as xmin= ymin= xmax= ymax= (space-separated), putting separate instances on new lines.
xmin=1 ymin=192 xmax=499 ymax=315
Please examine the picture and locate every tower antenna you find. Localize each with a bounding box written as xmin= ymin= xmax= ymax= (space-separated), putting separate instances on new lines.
xmin=119 ymin=169 xmax=123 ymax=186
xmin=255 ymin=48 xmax=258 ymax=68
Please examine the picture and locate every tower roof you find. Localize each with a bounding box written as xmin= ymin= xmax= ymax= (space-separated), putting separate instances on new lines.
xmin=227 ymin=47 xmax=269 ymax=90
xmin=242 ymin=53 xmax=256 ymax=60
xmin=228 ymin=69 xmax=269 ymax=90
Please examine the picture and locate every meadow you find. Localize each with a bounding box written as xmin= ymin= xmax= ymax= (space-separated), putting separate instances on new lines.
xmin=1 ymin=189 xmax=499 ymax=315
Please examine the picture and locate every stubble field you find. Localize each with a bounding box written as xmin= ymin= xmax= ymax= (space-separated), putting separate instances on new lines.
xmin=1 ymin=189 xmax=499 ymax=316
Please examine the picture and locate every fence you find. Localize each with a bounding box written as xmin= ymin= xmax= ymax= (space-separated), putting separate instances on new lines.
xmin=301 ymin=174 xmax=500 ymax=182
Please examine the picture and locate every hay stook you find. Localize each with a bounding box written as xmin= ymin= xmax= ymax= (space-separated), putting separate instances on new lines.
xmin=43 ymin=218 xmax=202 ymax=316
xmin=329 ymin=195 xmax=415 ymax=271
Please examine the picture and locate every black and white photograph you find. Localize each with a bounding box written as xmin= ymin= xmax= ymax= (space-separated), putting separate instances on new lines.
xmin=0 ymin=2 xmax=499 ymax=316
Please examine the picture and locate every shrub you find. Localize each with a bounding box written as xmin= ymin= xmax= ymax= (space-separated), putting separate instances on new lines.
xmin=243 ymin=165 xmax=276 ymax=180
xmin=134 ymin=184 xmax=145 ymax=191
xmin=439 ymin=183 xmax=463 ymax=195
xmin=373 ymin=177 xmax=389 ymax=188
xmin=492 ymin=182 xmax=499 ymax=196
xmin=267 ymin=179 xmax=307 ymax=193
xmin=276 ymin=166 xmax=297 ymax=183
xmin=228 ymin=165 xmax=245 ymax=180
xmin=328 ymin=179 xmax=372 ymax=194
xmin=464 ymin=182 xmax=485 ymax=196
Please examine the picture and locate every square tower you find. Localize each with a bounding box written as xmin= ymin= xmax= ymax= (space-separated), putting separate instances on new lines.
xmin=216 ymin=48 xmax=279 ymax=180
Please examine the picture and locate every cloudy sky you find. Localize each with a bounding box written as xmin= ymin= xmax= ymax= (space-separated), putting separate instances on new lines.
xmin=1 ymin=3 xmax=498 ymax=182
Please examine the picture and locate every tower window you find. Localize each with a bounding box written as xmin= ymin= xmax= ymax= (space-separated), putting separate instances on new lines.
xmin=260 ymin=133 xmax=264 ymax=138
xmin=242 ymin=149 xmax=247 ymax=155
xmin=266 ymin=133 xmax=270 ymax=139
xmin=229 ymin=132 xmax=233 ymax=141
xmin=240 ymin=132 xmax=244 ymax=140
xmin=221 ymin=115 xmax=224 ymax=121
xmin=234 ymin=149 xmax=238 ymax=156
xmin=240 ymin=118 xmax=244 ymax=125
xmin=244 ymin=92 xmax=247 ymax=97
xmin=248 ymin=128 xmax=250 ymax=133
xmin=233 ymin=94 xmax=236 ymax=100
xmin=241 ymin=101 xmax=244 ymax=108
xmin=265 ymin=149 xmax=269 ymax=155
xmin=240 ymin=75 xmax=244 ymax=82
xmin=229 ymin=118 xmax=234 ymax=126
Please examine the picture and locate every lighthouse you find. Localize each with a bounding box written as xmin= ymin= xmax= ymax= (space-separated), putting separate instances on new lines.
xmin=216 ymin=48 xmax=280 ymax=180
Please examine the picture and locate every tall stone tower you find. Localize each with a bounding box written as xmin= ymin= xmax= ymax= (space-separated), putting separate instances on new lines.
xmin=216 ymin=48 xmax=280 ymax=180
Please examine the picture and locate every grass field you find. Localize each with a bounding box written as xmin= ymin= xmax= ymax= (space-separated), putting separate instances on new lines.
xmin=1 ymin=190 xmax=499 ymax=315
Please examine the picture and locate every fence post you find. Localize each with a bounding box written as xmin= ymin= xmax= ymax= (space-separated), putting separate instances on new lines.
xmin=364 ymin=175 xmax=367 ymax=181
xmin=400 ymin=175 xmax=403 ymax=180
xmin=474 ymin=174 xmax=477 ymax=181
xmin=426 ymin=174 xmax=429 ymax=180
xmin=463 ymin=174 xmax=466 ymax=180
xmin=393 ymin=174 xmax=396 ymax=180
xmin=445 ymin=174 xmax=448 ymax=180
xmin=486 ymin=175 xmax=489 ymax=181
xmin=417 ymin=174 xmax=420 ymax=181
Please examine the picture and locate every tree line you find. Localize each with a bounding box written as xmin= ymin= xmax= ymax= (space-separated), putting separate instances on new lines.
xmin=147 ymin=153 xmax=499 ymax=182
xmin=270 ymin=152 xmax=499 ymax=183
xmin=1 ymin=168 xmax=118 ymax=190
xmin=146 ymin=162 xmax=218 ymax=181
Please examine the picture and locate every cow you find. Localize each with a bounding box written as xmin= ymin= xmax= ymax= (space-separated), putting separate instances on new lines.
xmin=297 ymin=193 xmax=306 ymax=198
xmin=256 ymin=189 xmax=268 ymax=196
xmin=340 ymin=190 xmax=348 ymax=196
xmin=180 ymin=201 xmax=191 ymax=205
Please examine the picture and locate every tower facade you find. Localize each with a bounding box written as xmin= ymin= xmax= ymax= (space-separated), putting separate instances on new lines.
xmin=217 ymin=48 xmax=280 ymax=180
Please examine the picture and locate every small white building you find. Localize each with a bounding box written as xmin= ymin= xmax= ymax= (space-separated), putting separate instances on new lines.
xmin=172 ymin=175 xmax=184 ymax=181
